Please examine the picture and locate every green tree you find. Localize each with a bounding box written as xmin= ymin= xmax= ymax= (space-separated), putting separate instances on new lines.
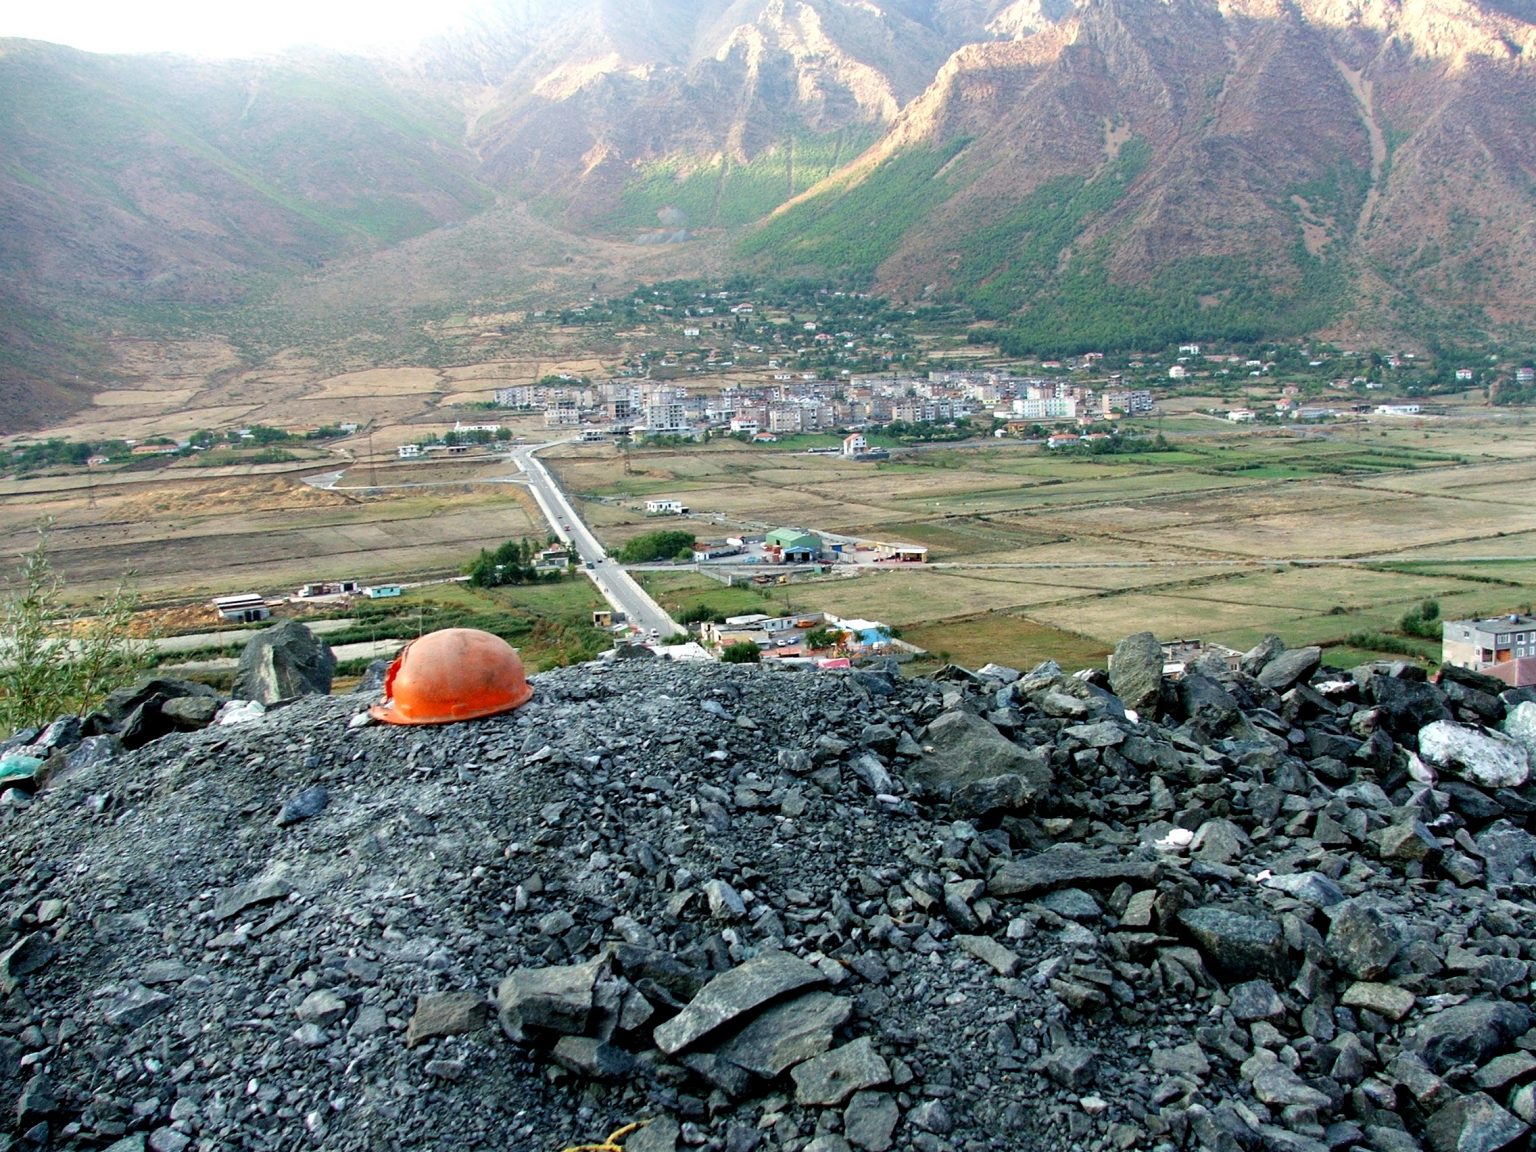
xmin=720 ymin=641 xmax=762 ymax=664
xmin=0 ymin=525 xmax=153 ymax=735
xmin=619 ymin=530 xmax=696 ymax=563
xmin=803 ymin=626 xmax=842 ymax=652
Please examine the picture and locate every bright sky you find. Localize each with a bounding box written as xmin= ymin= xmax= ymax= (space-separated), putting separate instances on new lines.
xmin=1 ymin=0 xmax=485 ymax=57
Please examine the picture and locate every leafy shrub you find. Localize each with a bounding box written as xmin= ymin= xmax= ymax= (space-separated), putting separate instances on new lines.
xmin=720 ymin=641 xmax=762 ymax=664
xmin=1399 ymin=598 xmax=1442 ymax=639
xmin=619 ymin=531 xmax=696 ymax=564
xmin=0 ymin=526 xmax=152 ymax=735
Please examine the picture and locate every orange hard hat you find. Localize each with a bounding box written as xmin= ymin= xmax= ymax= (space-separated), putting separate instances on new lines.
xmin=369 ymin=628 xmax=533 ymax=725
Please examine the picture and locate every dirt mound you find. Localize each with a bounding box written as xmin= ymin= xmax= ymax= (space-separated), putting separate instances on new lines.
xmin=109 ymin=477 xmax=352 ymax=521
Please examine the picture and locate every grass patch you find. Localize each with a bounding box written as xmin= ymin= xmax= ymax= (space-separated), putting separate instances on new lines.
xmin=902 ymin=612 xmax=1111 ymax=677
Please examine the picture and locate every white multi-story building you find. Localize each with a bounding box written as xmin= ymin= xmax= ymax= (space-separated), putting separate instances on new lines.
xmin=1012 ymin=397 xmax=1079 ymax=420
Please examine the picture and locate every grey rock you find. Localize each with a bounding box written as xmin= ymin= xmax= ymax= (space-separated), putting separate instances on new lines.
xmin=212 ymin=876 xmax=294 ymax=920
xmin=1368 ymin=676 xmax=1451 ymax=734
xmin=1326 ymin=900 xmax=1402 ymax=980
xmin=1375 ymin=819 xmax=1440 ymax=864
xmin=1061 ymin=720 xmax=1126 ymax=748
xmin=627 ymin=1117 xmax=681 ymax=1152
xmin=1475 ymin=821 xmax=1536 ymax=885
xmin=1472 ymin=1051 xmax=1536 ymax=1092
xmin=349 ymin=1005 xmax=389 ymax=1039
xmin=99 ymin=676 xmax=220 ymax=724
xmin=908 ymin=1099 xmax=954 ymax=1134
xmin=1151 ymin=1042 xmax=1210 ymax=1079
xmin=990 ymin=844 xmax=1158 ymax=898
xmin=654 ymin=950 xmax=825 ymax=1056
xmin=850 ymin=754 xmax=893 ymax=796
xmin=910 ymin=711 xmax=1052 ymax=800
xmin=954 ymin=934 xmax=1021 ymax=976
xmin=1040 ymin=1044 xmax=1098 ymax=1091
xmin=140 ymin=960 xmax=192 ymax=985
xmin=276 ymin=785 xmax=329 ymax=826
xmin=1257 ymin=646 xmax=1322 ymax=692
xmin=406 ymin=991 xmax=490 ymax=1047
xmin=1176 ymin=674 xmax=1254 ymax=739
xmin=1109 ymin=632 xmax=1164 ymax=715
xmin=16 ymin=1072 xmax=56 ymax=1122
xmin=1261 ymin=872 xmax=1345 ymax=908
xmin=1176 ymin=905 xmax=1286 ymax=982
xmin=1405 ymin=1001 xmax=1534 ymax=1074
xmin=713 ymin=991 xmax=851 ymax=1077
xmin=1036 ymin=887 xmax=1100 ymax=921
xmin=1503 ymin=702 xmax=1536 ymax=760
xmin=844 ymin=1091 xmax=900 ymax=1152
xmin=0 ymin=933 xmax=55 ymax=994
xmin=703 ymin=878 xmax=746 ymax=919
xmin=1418 ymin=720 xmax=1529 ymax=789
xmin=232 ymin=620 xmax=336 ymax=704
xmin=105 ymin=982 xmax=173 ymax=1029
xmin=951 ymin=772 xmax=1040 ymax=818
xmin=1193 ymin=818 xmax=1251 ymax=865
xmin=1341 ymin=982 xmax=1415 ymax=1021
xmin=497 ymin=957 xmax=604 ymax=1041
xmin=148 ymin=1129 xmax=191 ymax=1152
xmin=160 ymin=695 xmax=220 ymax=730
xmin=791 ymin=1037 xmax=890 ymax=1107
xmin=551 ymin=1036 xmax=637 ymax=1080
xmin=1250 ymin=1063 xmax=1332 ymax=1109
xmin=1425 ymin=1093 xmax=1527 ymax=1152
xmin=1229 ymin=979 xmax=1286 ymax=1022
xmin=296 ymin=989 xmax=347 ymax=1025
xmin=1243 ymin=635 xmax=1288 ymax=678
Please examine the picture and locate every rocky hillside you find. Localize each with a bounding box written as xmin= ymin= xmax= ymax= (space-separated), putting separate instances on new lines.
xmin=3 ymin=0 xmax=1535 ymax=428
xmin=751 ymin=0 xmax=1536 ymax=350
xmin=2 ymin=633 xmax=1536 ymax=1151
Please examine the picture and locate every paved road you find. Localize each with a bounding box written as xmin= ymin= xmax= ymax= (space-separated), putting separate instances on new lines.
xmin=510 ymin=442 xmax=682 ymax=639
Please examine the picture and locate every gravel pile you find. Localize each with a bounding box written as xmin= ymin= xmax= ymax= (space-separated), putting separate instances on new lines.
xmin=2 ymin=633 xmax=1536 ymax=1152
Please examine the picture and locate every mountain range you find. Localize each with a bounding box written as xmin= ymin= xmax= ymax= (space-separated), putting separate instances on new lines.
xmin=3 ymin=0 xmax=1535 ymax=430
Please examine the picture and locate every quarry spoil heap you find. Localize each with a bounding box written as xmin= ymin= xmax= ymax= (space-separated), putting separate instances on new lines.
xmin=2 ymin=637 xmax=1536 ymax=1152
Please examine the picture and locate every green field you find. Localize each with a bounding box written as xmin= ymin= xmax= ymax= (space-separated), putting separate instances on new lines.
xmin=551 ymin=418 xmax=1536 ymax=673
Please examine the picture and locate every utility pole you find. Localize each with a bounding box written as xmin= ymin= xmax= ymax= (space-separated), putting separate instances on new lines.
xmin=366 ymin=426 xmax=377 ymax=488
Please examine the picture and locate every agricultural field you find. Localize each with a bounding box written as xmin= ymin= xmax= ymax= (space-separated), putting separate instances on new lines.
xmin=549 ymin=417 xmax=1536 ymax=672
xmin=4 ymin=326 xmax=1533 ymax=681
xmin=0 ymin=456 xmax=545 ymax=599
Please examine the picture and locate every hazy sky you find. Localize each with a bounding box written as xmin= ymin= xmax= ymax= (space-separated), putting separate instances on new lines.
xmin=1 ymin=0 xmax=484 ymax=57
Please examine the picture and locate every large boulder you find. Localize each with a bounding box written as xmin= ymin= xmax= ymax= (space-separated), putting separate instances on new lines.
xmin=909 ymin=711 xmax=1052 ymax=802
xmin=232 ymin=621 xmax=336 ymax=705
xmin=1504 ymin=702 xmax=1536 ymax=761
xmin=1404 ymin=1000 xmax=1533 ymax=1074
xmin=1418 ymin=721 xmax=1530 ymax=790
xmin=1255 ymin=646 xmax=1322 ymax=693
xmin=1109 ymin=632 xmax=1163 ymax=716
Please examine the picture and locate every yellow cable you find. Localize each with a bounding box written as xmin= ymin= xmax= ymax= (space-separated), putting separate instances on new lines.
xmin=561 ymin=1120 xmax=646 ymax=1152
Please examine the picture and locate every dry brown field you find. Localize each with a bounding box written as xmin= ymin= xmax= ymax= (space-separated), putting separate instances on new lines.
xmin=5 ymin=350 xmax=1533 ymax=675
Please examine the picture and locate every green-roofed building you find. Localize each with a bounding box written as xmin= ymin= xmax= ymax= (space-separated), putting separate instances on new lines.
xmin=765 ymin=528 xmax=822 ymax=563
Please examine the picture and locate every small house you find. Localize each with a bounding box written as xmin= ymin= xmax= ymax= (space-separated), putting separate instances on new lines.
xmin=765 ymin=528 xmax=822 ymax=564
xmin=212 ymin=594 xmax=270 ymax=623
xmin=363 ymin=584 xmax=403 ymax=599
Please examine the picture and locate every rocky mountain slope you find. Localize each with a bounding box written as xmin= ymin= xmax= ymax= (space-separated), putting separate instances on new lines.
xmin=752 ymin=0 xmax=1536 ymax=350
xmin=3 ymin=0 xmax=1534 ymax=429
xmin=2 ymin=635 xmax=1536 ymax=1151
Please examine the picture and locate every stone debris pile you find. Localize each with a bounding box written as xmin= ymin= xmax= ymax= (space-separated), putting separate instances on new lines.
xmin=0 ymin=632 xmax=1534 ymax=1152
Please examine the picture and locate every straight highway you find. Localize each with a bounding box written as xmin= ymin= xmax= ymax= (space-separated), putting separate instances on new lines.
xmin=510 ymin=441 xmax=682 ymax=640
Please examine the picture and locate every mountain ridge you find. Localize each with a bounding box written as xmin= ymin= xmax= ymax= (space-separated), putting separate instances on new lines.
xmin=2 ymin=0 xmax=1534 ymax=430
